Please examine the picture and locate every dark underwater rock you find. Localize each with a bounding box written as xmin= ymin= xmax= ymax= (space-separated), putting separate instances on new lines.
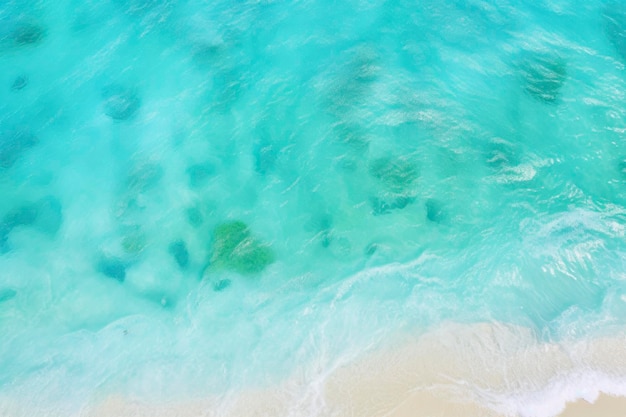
xmin=11 ymin=23 xmax=46 ymax=46
xmin=0 ymin=202 xmax=37 ymax=251
xmin=305 ymin=213 xmax=333 ymax=247
xmin=0 ymin=229 xmax=9 ymax=254
xmin=186 ymin=206 xmax=203 ymax=228
xmin=365 ymin=243 xmax=378 ymax=257
xmin=0 ymin=129 xmax=39 ymax=169
xmin=96 ymin=257 xmax=127 ymax=282
xmin=213 ymin=279 xmax=231 ymax=291
xmin=317 ymin=214 xmax=333 ymax=248
xmin=619 ymin=158 xmax=626 ymax=178
xmin=186 ymin=163 xmax=215 ymax=188
xmin=253 ymin=138 xmax=277 ymax=175
xmin=370 ymin=195 xmax=415 ymax=215
xmin=168 ymin=240 xmax=189 ymax=269
xmin=393 ymin=196 xmax=415 ymax=210
xmin=211 ymin=221 xmax=274 ymax=274
xmin=320 ymin=230 xmax=332 ymax=248
xmin=102 ymin=85 xmax=141 ymax=121
xmin=192 ymin=43 xmax=222 ymax=67
xmin=0 ymin=196 xmax=62 ymax=254
xmin=2 ymin=196 xmax=62 ymax=235
xmin=520 ymin=53 xmax=567 ymax=104
xmin=2 ymin=205 xmax=38 ymax=230
xmin=370 ymin=197 xmax=392 ymax=215
xmin=425 ymin=198 xmax=445 ymax=223
xmin=11 ymin=75 xmax=28 ymax=91
xmin=369 ymin=156 xmax=419 ymax=192
xmin=0 ymin=288 xmax=16 ymax=303
xmin=484 ymin=139 xmax=519 ymax=169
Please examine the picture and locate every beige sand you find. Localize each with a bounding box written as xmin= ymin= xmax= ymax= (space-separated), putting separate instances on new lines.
xmin=559 ymin=395 xmax=626 ymax=417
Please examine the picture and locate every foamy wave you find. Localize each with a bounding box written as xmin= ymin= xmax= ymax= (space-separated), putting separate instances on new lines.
xmin=2 ymin=321 xmax=626 ymax=417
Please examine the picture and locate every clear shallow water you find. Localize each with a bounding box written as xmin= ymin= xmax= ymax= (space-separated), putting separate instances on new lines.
xmin=2 ymin=0 xmax=626 ymax=414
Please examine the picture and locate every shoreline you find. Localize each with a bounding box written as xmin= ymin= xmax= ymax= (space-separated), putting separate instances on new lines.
xmin=51 ymin=389 xmax=626 ymax=417
xmin=3 ymin=321 xmax=626 ymax=417
xmin=324 ymin=321 xmax=626 ymax=417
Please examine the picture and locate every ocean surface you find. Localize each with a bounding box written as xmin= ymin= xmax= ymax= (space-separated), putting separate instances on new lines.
xmin=2 ymin=0 xmax=626 ymax=416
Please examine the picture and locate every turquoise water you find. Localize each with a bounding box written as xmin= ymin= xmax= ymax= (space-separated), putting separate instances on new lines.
xmin=2 ymin=0 xmax=626 ymax=415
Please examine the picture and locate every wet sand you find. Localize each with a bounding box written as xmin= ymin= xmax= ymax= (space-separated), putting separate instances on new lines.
xmin=325 ymin=322 xmax=626 ymax=417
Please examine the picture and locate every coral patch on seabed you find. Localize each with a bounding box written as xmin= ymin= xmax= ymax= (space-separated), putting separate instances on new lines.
xmin=520 ymin=53 xmax=567 ymax=104
xmin=425 ymin=199 xmax=445 ymax=223
xmin=11 ymin=75 xmax=28 ymax=91
xmin=210 ymin=221 xmax=274 ymax=275
xmin=102 ymin=85 xmax=141 ymax=121
xmin=186 ymin=163 xmax=215 ymax=188
xmin=0 ymin=129 xmax=39 ymax=169
xmin=253 ymin=138 xmax=277 ymax=175
xmin=0 ymin=288 xmax=16 ymax=303
xmin=122 ymin=231 xmax=147 ymax=255
xmin=8 ymin=23 xmax=46 ymax=47
xmin=370 ymin=195 xmax=415 ymax=215
xmin=168 ymin=240 xmax=189 ymax=269
xmin=368 ymin=156 xmax=419 ymax=192
xmin=96 ymin=257 xmax=127 ymax=282
xmin=186 ymin=207 xmax=203 ymax=228
xmin=0 ymin=196 xmax=63 ymax=253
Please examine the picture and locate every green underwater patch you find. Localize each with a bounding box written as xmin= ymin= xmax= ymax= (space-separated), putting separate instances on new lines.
xmin=368 ymin=156 xmax=419 ymax=192
xmin=521 ymin=53 xmax=567 ymax=103
xmin=122 ymin=231 xmax=147 ymax=255
xmin=211 ymin=221 xmax=274 ymax=274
